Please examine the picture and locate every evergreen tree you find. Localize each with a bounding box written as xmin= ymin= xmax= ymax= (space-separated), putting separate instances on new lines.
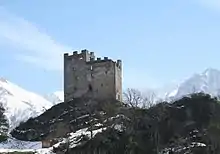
xmin=0 ymin=103 xmax=9 ymax=142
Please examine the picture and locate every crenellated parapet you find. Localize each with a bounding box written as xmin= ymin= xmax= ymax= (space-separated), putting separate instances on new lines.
xmin=64 ymin=50 xmax=122 ymax=69
xmin=64 ymin=49 xmax=95 ymax=62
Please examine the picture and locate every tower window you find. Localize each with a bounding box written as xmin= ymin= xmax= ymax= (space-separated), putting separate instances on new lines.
xmin=101 ymin=83 xmax=103 ymax=87
xmin=88 ymin=84 xmax=93 ymax=91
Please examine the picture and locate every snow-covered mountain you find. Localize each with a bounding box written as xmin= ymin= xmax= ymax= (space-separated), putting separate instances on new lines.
xmin=0 ymin=78 xmax=54 ymax=131
xmin=164 ymin=68 xmax=220 ymax=100
xmin=44 ymin=91 xmax=64 ymax=105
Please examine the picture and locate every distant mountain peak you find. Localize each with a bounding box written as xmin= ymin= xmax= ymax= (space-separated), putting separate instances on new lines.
xmin=44 ymin=91 xmax=64 ymax=105
xmin=164 ymin=68 xmax=220 ymax=100
xmin=0 ymin=77 xmax=8 ymax=83
xmin=202 ymin=68 xmax=220 ymax=75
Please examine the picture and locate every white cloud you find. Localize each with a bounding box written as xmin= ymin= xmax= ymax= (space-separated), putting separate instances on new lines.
xmin=0 ymin=7 xmax=72 ymax=71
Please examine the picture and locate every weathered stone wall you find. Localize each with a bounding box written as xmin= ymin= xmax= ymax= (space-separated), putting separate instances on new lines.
xmin=64 ymin=50 xmax=94 ymax=102
xmin=89 ymin=60 xmax=116 ymax=100
xmin=64 ymin=50 xmax=122 ymax=102
xmin=115 ymin=60 xmax=122 ymax=102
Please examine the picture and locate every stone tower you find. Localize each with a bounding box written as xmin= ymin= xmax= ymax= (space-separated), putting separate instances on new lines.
xmin=64 ymin=49 xmax=122 ymax=102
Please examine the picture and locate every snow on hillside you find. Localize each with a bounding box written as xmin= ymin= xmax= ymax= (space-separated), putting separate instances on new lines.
xmin=0 ymin=126 xmax=106 ymax=153
xmin=0 ymin=137 xmax=41 ymax=149
xmin=164 ymin=68 xmax=220 ymax=100
xmin=0 ymin=148 xmax=54 ymax=154
xmin=0 ymin=78 xmax=54 ymax=131
xmin=44 ymin=91 xmax=64 ymax=104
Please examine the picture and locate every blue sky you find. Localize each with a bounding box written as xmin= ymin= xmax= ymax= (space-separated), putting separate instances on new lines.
xmin=0 ymin=0 xmax=220 ymax=94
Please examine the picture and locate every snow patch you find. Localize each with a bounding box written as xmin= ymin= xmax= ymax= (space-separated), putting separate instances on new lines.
xmin=0 ymin=137 xmax=41 ymax=149
xmin=0 ymin=148 xmax=54 ymax=154
xmin=0 ymin=137 xmax=54 ymax=153
xmin=68 ymin=127 xmax=106 ymax=148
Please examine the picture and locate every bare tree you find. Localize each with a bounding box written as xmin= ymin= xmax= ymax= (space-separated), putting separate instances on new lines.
xmin=123 ymin=88 xmax=155 ymax=109
xmin=142 ymin=91 xmax=156 ymax=109
xmin=123 ymin=88 xmax=143 ymax=108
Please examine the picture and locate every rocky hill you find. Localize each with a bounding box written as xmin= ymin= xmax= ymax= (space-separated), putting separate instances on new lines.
xmin=11 ymin=97 xmax=123 ymax=141
xmin=10 ymin=93 xmax=220 ymax=154
xmin=68 ymin=93 xmax=220 ymax=154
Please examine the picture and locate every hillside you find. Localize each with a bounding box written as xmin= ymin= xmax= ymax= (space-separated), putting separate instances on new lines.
xmin=10 ymin=93 xmax=220 ymax=154
xmin=11 ymin=97 xmax=123 ymax=141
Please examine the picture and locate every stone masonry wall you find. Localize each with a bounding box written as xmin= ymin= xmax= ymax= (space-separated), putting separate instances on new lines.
xmin=64 ymin=50 xmax=122 ymax=102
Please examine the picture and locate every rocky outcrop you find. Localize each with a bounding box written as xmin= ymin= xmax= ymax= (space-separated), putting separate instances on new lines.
xmin=11 ymin=93 xmax=220 ymax=153
xmin=11 ymin=97 xmax=122 ymax=141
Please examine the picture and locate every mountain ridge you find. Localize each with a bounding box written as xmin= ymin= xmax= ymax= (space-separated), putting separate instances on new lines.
xmin=0 ymin=78 xmax=55 ymax=131
xmin=164 ymin=68 xmax=220 ymax=100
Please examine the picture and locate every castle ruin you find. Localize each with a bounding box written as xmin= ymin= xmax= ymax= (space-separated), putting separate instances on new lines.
xmin=64 ymin=49 xmax=122 ymax=102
